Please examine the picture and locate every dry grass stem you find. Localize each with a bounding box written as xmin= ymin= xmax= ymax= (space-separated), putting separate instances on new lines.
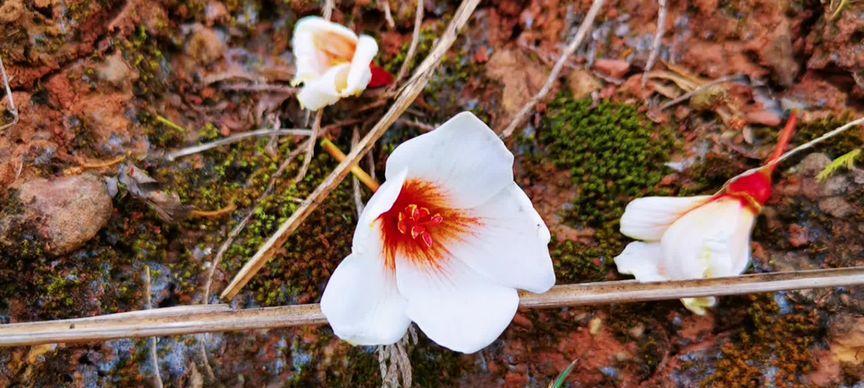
xmin=5 ymin=267 xmax=864 ymax=347
xmin=393 ymin=0 xmax=425 ymax=85
xmin=0 ymin=56 xmax=18 ymax=132
xmin=351 ymin=128 xmax=366 ymax=216
xmin=501 ymin=0 xmax=606 ymax=138
xmin=641 ymin=0 xmax=668 ymax=86
xmin=721 ymin=116 xmax=864 ymax=192
xmin=166 ymin=129 xmax=311 ymax=161
xmin=321 ymin=138 xmax=380 ymax=191
xmin=144 ymin=266 xmax=164 ymax=388
xmin=293 ymin=110 xmax=323 ymax=183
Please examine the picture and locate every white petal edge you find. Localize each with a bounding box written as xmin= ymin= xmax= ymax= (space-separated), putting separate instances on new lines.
xmin=385 ymin=111 xmax=514 ymax=208
xmin=620 ymin=195 xmax=712 ymax=241
xmin=292 ymin=16 xmax=359 ymax=85
xmin=296 ymin=63 xmax=350 ymax=111
xmin=449 ymin=183 xmax=555 ymax=293
xmin=395 ymin=256 xmax=518 ymax=353
xmin=342 ymin=35 xmax=377 ymax=96
xmin=614 ymin=241 xmax=667 ymax=282
xmin=321 ymin=252 xmax=411 ymax=345
xmin=660 ymin=197 xmax=755 ymax=281
xmin=353 ymin=170 xmax=407 ymax=256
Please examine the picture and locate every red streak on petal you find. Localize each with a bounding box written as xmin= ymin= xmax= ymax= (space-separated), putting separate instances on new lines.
xmin=368 ymin=63 xmax=394 ymax=88
xmin=378 ymin=179 xmax=480 ymax=272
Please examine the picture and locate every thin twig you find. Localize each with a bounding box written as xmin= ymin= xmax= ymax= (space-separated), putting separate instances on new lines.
xmin=501 ymin=0 xmax=606 ymax=138
xmin=641 ymin=0 xmax=668 ymax=86
xmin=166 ymin=129 xmax=311 ymax=161
xmin=397 ymin=118 xmax=435 ymax=132
xmin=380 ymin=0 xmax=396 ymax=29
xmin=322 ymin=0 xmax=335 ymax=20
xmin=721 ymin=116 xmax=864 ymax=192
xmin=6 ymin=267 xmax=864 ymax=347
xmin=657 ymin=75 xmax=745 ymax=111
xmin=293 ymin=111 xmax=323 ymax=183
xmin=144 ymin=266 xmax=164 ymax=388
xmin=351 ymin=128 xmax=365 ymax=216
xmin=220 ymin=0 xmax=483 ymax=300
xmin=321 ymin=139 xmax=380 ymax=191
xmin=393 ymin=0 xmax=425 ymax=85
xmin=218 ymin=83 xmax=297 ymax=93
xmin=0 ymin=56 xmax=17 ymax=132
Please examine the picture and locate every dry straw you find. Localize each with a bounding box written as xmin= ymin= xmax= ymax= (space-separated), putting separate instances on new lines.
xmin=3 ymin=267 xmax=863 ymax=347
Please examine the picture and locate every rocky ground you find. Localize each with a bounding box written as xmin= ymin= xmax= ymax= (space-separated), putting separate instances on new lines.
xmin=1 ymin=0 xmax=864 ymax=386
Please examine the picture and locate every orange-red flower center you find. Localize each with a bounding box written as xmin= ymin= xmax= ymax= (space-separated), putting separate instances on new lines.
xmin=378 ymin=179 xmax=478 ymax=272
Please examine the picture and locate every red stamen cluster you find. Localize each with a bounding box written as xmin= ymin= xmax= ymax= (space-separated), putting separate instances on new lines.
xmin=397 ymin=204 xmax=444 ymax=248
xmin=378 ymin=179 xmax=478 ymax=271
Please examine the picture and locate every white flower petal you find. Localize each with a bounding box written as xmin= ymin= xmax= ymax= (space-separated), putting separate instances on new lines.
xmin=343 ymin=35 xmax=377 ymax=96
xmin=620 ymin=196 xmax=712 ymax=241
xmin=661 ymin=197 xmax=755 ymax=281
xmin=385 ymin=112 xmax=514 ymax=208
xmin=395 ymin=257 xmax=518 ymax=353
xmin=292 ymin=16 xmax=359 ymax=84
xmin=353 ymin=170 xmax=407 ymax=255
xmin=321 ymin=252 xmax=411 ymax=345
xmin=296 ymin=63 xmax=351 ymax=111
xmin=614 ymin=241 xmax=667 ymax=282
xmin=449 ymin=183 xmax=555 ymax=293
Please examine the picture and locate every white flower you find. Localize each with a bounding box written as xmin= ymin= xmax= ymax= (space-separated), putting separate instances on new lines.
xmin=613 ymin=172 xmax=773 ymax=315
xmin=321 ymin=112 xmax=556 ymax=353
xmin=291 ymin=16 xmax=378 ymax=111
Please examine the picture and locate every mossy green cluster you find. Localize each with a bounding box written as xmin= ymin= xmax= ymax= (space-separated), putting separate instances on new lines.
xmin=540 ymin=96 xmax=676 ymax=228
xmin=536 ymin=96 xmax=676 ymax=282
xmin=120 ymin=25 xmax=170 ymax=97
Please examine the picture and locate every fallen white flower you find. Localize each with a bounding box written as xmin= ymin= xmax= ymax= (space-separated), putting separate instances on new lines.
xmin=321 ymin=112 xmax=556 ymax=353
xmin=291 ymin=17 xmax=378 ymax=110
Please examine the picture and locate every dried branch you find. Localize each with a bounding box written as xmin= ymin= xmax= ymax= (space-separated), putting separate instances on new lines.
xmin=722 ymin=116 xmax=864 ymax=191
xmin=166 ymin=129 xmax=311 ymax=161
xmin=0 ymin=55 xmax=19 ymax=132
xmin=393 ymin=0 xmax=425 ymax=85
xmin=380 ymin=0 xmax=396 ymax=29
xmin=220 ymin=0 xmax=483 ymax=300
xmin=322 ymin=0 xmax=335 ymax=20
xmin=293 ymin=110 xmax=323 ymax=183
xmin=350 ymin=128 xmax=366 ymax=216
xmin=144 ymin=266 xmax=164 ymax=388
xmin=321 ymin=138 xmax=380 ymax=191
xmin=657 ymin=74 xmax=745 ymax=111
xmin=5 ymin=267 xmax=864 ymax=347
xmin=641 ymin=0 xmax=668 ymax=86
xmin=501 ymin=0 xmax=606 ymax=138
xmin=218 ymin=83 xmax=297 ymax=93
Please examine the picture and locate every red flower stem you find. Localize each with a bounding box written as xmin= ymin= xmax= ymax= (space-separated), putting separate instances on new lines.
xmin=764 ymin=111 xmax=798 ymax=175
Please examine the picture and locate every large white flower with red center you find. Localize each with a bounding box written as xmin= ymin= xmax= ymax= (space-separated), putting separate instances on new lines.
xmin=614 ymin=114 xmax=798 ymax=315
xmin=291 ymin=17 xmax=378 ymax=110
xmin=320 ymin=112 xmax=556 ymax=353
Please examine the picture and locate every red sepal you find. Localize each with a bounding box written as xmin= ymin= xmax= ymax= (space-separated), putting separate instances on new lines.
xmin=368 ymin=63 xmax=394 ymax=88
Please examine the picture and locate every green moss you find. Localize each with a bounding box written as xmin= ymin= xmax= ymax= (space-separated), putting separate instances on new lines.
xmin=535 ymin=96 xmax=676 ymax=282
xmin=120 ymin=25 xmax=171 ymax=97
